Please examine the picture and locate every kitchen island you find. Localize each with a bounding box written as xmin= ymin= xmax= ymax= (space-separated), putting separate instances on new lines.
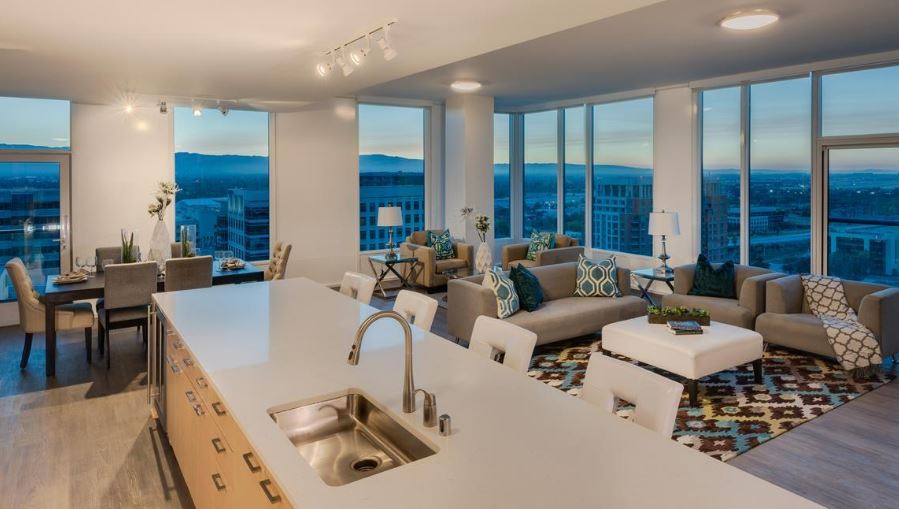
xmin=149 ymin=277 xmax=820 ymax=509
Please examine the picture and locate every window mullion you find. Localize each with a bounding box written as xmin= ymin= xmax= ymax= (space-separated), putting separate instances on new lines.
xmin=739 ymin=84 xmax=750 ymax=266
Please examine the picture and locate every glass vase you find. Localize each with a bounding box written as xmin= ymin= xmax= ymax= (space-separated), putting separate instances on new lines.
xmin=179 ymin=225 xmax=197 ymax=257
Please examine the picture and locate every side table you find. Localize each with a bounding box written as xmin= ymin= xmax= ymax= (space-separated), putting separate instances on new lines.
xmin=631 ymin=267 xmax=675 ymax=307
xmin=368 ymin=254 xmax=421 ymax=298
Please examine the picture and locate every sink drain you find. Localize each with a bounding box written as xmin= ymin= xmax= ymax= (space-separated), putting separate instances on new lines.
xmin=351 ymin=457 xmax=381 ymax=472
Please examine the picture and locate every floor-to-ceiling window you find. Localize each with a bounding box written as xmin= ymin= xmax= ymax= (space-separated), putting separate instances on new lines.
xmin=358 ymin=104 xmax=426 ymax=252
xmin=822 ymin=64 xmax=899 ymax=285
xmin=174 ymin=108 xmax=270 ymax=261
xmin=522 ymin=110 xmax=558 ymax=236
xmin=592 ymin=97 xmax=653 ymax=255
xmin=0 ymin=97 xmax=71 ymax=301
xmin=748 ymin=77 xmax=812 ymax=273
xmin=494 ymin=113 xmax=511 ymax=239
xmin=563 ymin=106 xmax=586 ymax=244
xmin=700 ymin=86 xmax=741 ymax=263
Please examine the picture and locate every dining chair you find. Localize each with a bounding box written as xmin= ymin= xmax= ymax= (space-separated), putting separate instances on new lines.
xmin=264 ymin=241 xmax=292 ymax=281
xmin=165 ymin=256 xmax=213 ymax=292
xmin=5 ymin=258 xmax=95 ymax=368
xmin=393 ymin=290 xmax=439 ymax=332
xmin=579 ymin=354 xmax=684 ymax=437
xmin=97 ymin=261 xmax=158 ymax=369
xmin=339 ymin=272 xmax=377 ymax=305
xmin=95 ymin=246 xmax=122 ymax=272
xmin=468 ymin=315 xmax=538 ymax=374
xmin=170 ymin=242 xmax=182 ymax=259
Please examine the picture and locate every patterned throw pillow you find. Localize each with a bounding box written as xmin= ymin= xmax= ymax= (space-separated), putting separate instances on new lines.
xmin=526 ymin=231 xmax=555 ymax=261
xmin=483 ymin=269 xmax=520 ymax=319
xmin=427 ymin=230 xmax=455 ymax=260
xmin=575 ymin=254 xmax=621 ymax=297
xmin=688 ymin=254 xmax=736 ymax=299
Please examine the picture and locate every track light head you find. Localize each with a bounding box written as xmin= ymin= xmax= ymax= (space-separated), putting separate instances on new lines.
xmin=337 ymin=48 xmax=354 ymax=76
xmin=316 ymin=61 xmax=331 ymax=77
xmin=377 ymin=24 xmax=397 ymax=61
xmin=158 ymin=101 xmax=168 ymax=114
xmin=192 ymin=105 xmax=203 ymax=117
xmin=218 ymin=104 xmax=229 ymax=116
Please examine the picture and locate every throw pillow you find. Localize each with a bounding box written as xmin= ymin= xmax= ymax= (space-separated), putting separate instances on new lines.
xmin=575 ymin=254 xmax=621 ymax=297
xmin=483 ymin=269 xmax=520 ymax=319
xmin=427 ymin=230 xmax=455 ymax=260
xmin=509 ymin=265 xmax=544 ymax=312
xmin=526 ymin=231 xmax=556 ymax=261
xmin=688 ymin=254 xmax=736 ymax=299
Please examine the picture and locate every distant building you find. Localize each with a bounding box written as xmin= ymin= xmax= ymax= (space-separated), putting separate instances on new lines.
xmin=227 ymin=189 xmax=270 ymax=261
xmin=728 ymin=206 xmax=785 ymax=233
xmin=591 ymin=173 xmax=653 ymax=256
xmin=0 ymin=187 xmax=61 ymax=299
xmin=829 ymin=222 xmax=899 ymax=280
xmin=359 ymin=173 xmax=424 ymax=252
xmin=701 ymin=179 xmax=731 ymax=262
xmin=176 ymin=197 xmax=227 ymax=254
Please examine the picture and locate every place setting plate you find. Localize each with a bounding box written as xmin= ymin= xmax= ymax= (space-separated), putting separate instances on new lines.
xmin=54 ymin=271 xmax=89 ymax=285
xmin=219 ymin=259 xmax=246 ymax=271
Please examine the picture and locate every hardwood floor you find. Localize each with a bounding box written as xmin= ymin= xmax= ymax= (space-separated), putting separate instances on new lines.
xmin=0 ymin=292 xmax=896 ymax=508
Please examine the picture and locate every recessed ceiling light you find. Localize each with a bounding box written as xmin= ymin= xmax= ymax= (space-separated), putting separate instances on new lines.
xmin=720 ymin=9 xmax=779 ymax=30
xmin=451 ymin=80 xmax=482 ymax=93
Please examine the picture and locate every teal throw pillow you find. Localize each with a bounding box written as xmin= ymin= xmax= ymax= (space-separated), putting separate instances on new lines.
xmin=575 ymin=254 xmax=621 ymax=297
xmin=427 ymin=230 xmax=455 ymax=260
xmin=483 ymin=269 xmax=520 ymax=319
xmin=688 ymin=254 xmax=736 ymax=299
xmin=509 ymin=265 xmax=543 ymax=312
xmin=526 ymin=231 xmax=555 ymax=261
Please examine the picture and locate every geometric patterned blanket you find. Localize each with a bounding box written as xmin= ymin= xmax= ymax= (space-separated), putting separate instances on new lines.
xmin=801 ymin=274 xmax=882 ymax=377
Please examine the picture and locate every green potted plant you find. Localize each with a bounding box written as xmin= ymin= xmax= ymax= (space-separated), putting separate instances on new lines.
xmin=121 ymin=230 xmax=137 ymax=263
xmin=647 ymin=306 xmax=711 ymax=326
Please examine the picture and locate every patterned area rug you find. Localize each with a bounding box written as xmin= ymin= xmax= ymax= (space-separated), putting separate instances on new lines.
xmin=528 ymin=336 xmax=896 ymax=462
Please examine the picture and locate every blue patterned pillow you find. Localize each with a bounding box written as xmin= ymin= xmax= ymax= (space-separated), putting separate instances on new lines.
xmin=483 ymin=269 xmax=520 ymax=319
xmin=427 ymin=230 xmax=455 ymax=260
xmin=526 ymin=231 xmax=556 ymax=261
xmin=575 ymin=254 xmax=621 ymax=297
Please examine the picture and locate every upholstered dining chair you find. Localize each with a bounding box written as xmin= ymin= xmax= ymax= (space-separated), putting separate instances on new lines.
xmin=170 ymin=242 xmax=182 ymax=259
xmin=339 ymin=272 xmax=377 ymax=305
xmin=265 ymin=241 xmax=292 ymax=281
xmin=393 ymin=290 xmax=439 ymax=333
xmin=5 ymin=258 xmax=94 ymax=368
xmin=580 ymin=355 xmax=684 ymax=437
xmin=97 ymin=261 xmax=157 ymax=369
xmin=165 ymin=256 xmax=213 ymax=292
xmin=468 ymin=315 xmax=538 ymax=374
xmin=95 ymin=246 xmax=122 ymax=272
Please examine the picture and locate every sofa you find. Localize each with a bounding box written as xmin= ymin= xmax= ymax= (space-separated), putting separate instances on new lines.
xmin=501 ymin=234 xmax=583 ymax=270
xmin=447 ymin=261 xmax=646 ymax=344
xmin=661 ymin=263 xmax=784 ymax=329
xmin=400 ymin=230 xmax=474 ymax=290
xmin=756 ymin=275 xmax=899 ymax=359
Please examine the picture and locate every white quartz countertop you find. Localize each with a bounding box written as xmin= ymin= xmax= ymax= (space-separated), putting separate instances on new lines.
xmin=153 ymin=278 xmax=820 ymax=509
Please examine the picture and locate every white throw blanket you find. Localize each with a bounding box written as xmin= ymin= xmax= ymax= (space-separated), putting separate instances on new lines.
xmin=801 ymin=274 xmax=882 ymax=378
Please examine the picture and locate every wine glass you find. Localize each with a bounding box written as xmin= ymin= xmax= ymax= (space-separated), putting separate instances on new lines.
xmin=87 ymin=256 xmax=97 ymax=277
xmin=75 ymin=256 xmax=85 ymax=274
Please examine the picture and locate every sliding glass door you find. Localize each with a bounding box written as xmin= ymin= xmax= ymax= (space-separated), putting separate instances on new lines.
xmin=0 ymin=153 xmax=70 ymax=300
xmin=825 ymin=145 xmax=899 ymax=285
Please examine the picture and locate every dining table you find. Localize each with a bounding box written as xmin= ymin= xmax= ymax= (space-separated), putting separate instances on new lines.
xmin=38 ymin=262 xmax=265 ymax=377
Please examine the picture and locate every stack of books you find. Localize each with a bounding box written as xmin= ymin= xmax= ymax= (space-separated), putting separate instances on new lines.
xmin=666 ymin=320 xmax=704 ymax=336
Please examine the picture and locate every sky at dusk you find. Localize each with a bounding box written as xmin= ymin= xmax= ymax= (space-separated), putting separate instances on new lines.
xmin=0 ymin=96 xmax=70 ymax=148
xmin=174 ymin=107 xmax=269 ymax=156
xmin=359 ymin=103 xmax=424 ymax=160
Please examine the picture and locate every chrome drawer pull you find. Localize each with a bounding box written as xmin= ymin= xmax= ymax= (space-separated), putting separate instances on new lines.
xmin=196 ymin=377 xmax=208 ymax=389
xmin=260 ymin=479 xmax=281 ymax=503
xmin=166 ymin=355 xmax=180 ymax=374
xmin=185 ymin=391 xmax=197 ymax=403
xmin=212 ymin=473 xmax=226 ymax=491
xmin=243 ymin=452 xmax=262 ymax=473
xmin=192 ymin=404 xmax=205 ymax=416
xmin=172 ymin=340 xmax=184 ymax=350
xmin=182 ymin=358 xmax=195 ymax=367
xmin=211 ymin=402 xmax=226 ymax=416
xmin=212 ymin=438 xmax=226 ymax=454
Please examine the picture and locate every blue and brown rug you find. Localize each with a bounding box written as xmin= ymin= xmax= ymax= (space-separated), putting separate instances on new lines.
xmin=527 ymin=337 xmax=896 ymax=461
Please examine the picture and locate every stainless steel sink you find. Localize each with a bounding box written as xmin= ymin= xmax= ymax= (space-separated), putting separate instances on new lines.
xmin=269 ymin=391 xmax=437 ymax=486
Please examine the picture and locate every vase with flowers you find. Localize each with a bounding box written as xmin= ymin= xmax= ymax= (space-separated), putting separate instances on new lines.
xmin=147 ymin=181 xmax=181 ymax=270
xmin=462 ymin=207 xmax=493 ymax=273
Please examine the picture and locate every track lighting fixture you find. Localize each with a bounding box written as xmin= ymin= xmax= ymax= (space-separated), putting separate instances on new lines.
xmin=315 ymin=21 xmax=397 ymax=78
xmin=217 ymin=103 xmax=229 ymax=116
xmin=158 ymin=101 xmax=168 ymax=114
xmin=192 ymin=105 xmax=203 ymax=117
xmin=124 ymin=103 xmax=134 ymax=114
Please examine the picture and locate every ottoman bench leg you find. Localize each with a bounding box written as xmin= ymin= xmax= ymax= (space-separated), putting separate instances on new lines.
xmin=753 ymin=359 xmax=764 ymax=384
xmin=687 ymin=380 xmax=698 ymax=407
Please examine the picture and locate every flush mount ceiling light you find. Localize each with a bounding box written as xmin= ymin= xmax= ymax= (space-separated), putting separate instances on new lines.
xmin=719 ymin=9 xmax=779 ymax=30
xmin=315 ymin=21 xmax=397 ymax=78
xmin=450 ymin=80 xmax=482 ymax=93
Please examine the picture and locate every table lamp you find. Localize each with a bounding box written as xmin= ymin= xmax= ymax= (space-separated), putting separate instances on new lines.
xmin=648 ymin=210 xmax=680 ymax=274
xmin=377 ymin=206 xmax=403 ymax=259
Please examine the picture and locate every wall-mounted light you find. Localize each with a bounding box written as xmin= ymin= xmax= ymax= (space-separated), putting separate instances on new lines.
xmin=158 ymin=101 xmax=168 ymax=114
xmin=719 ymin=9 xmax=779 ymax=30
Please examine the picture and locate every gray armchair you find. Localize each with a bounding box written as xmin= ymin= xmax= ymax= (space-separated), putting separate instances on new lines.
xmin=661 ymin=263 xmax=784 ymax=329
xmin=399 ymin=230 xmax=473 ymax=290
xmin=756 ymin=275 xmax=899 ymax=359
xmin=501 ymin=234 xmax=583 ymax=270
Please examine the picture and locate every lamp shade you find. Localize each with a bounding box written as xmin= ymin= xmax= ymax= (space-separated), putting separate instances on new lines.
xmin=377 ymin=206 xmax=403 ymax=227
xmin=648 ymin=211 xmax=680 ymax=236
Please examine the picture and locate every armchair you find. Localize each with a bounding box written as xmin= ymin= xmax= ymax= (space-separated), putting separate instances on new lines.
xmin=501 ymin=234 xmax=583 ymax=270
xmin=399 ymin=230 xmax=473 ymax=290
xmin=661 ymin=263 xmax=784 ymax=329
xmin=756 ymin=275 xmax=899 ymax=359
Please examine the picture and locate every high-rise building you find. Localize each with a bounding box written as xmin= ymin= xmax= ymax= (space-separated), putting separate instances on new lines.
xmin=227 ymin=189 xmax=270 ymax=261
xmin=359 ymin=173 xmax=425 ymax=252
xmin=591 ymin=173 xmax=653 ymax=256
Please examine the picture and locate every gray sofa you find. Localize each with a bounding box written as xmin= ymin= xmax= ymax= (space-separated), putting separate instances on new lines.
xmin=447 ymin=261 xmax=646 ymax=344
xmin=756 ymin=275 xmax=899 ymax=359
xmin=661 ymin=263 xmax=784 ymax=329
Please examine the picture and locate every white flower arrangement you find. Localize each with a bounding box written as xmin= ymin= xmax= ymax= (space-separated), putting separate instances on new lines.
xmin=461 ymin=206 xmax=491 ymax=243
xmin=147 ymin=181 xmax=181 ymax=220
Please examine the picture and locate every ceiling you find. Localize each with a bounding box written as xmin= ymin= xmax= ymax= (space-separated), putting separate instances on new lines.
xmin=0 ymin=0 xmax=663 ymax=111
xmin=360 ymin=0 xmax=899 ymax=108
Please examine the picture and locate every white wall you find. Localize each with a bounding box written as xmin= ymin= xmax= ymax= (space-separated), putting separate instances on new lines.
xmin=273 ymin=99 xmax=359 ymax=286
